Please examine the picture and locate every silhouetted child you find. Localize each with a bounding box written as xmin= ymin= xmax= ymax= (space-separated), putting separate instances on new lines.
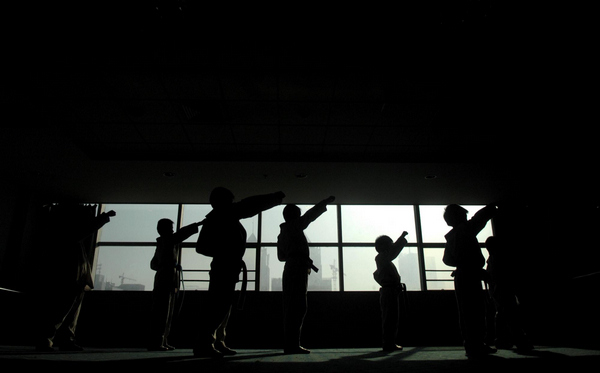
xmin=148 ymin=218 xmax=204 ymax=351
xmin=443 ymin=203 xmax=497 ymax=358
xmin=374 ymin=231 xmax=408 ymax=352
xmin=485 ymin=236 xmax=533 ymax=352
xmin=35 ymin=204 xmax=115 ymax=352
xmin=194 ymin=187 xmax=285 ymax=358
xmin=278 ymin=196 xmax=335 ymax=354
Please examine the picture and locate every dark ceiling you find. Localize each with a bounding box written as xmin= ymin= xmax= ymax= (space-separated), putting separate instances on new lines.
xmin=1 ymin=2 xmax=596 ymax=205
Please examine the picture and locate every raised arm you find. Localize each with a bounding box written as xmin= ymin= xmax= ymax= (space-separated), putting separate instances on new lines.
xmin=234 ymin=191 xmax=286 ymax=219
xmin=468 ymin=204 xmax=497 ymax=235
xmin=379 ymin=231 xmax=408 ymax=262
xmin=299 ymin=196 xmax=335 ymax=229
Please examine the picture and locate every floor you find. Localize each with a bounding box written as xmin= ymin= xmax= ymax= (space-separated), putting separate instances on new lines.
xmin=2 ymin=345 xmax=599 ymax=372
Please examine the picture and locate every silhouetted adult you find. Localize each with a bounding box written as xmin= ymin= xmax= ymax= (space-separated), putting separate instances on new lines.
xmin=277 ymin=196 xmax=335 ymax=354
xmin=485 ymin=236 xmax=533 ymax=352
xmin=443 ymin=203 xmax=497 ymax=358
xmin=148 ymin=218 xmax=204 ymax=351
xmin=34 ymin=204 xmax=115 ymax=352
xmin=374 ymin=231 xmax=408 ymax=352
xmin=194 ymin=187 xmax=285 ymax=357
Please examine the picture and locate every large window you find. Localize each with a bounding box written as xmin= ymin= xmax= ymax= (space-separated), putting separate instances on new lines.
xmin=93 ymin=204 xmax=494 ymax=292
xmin=419 ymin=205 xmax=494 ymax=290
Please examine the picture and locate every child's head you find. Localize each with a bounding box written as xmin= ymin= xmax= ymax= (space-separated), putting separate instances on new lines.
xmin=283 ymin=204 xmax=301 ymax=222
xmin=375 ymin=235 xmax=393 ymax=253
xmin=210 ymin=187 xmax=234 ymax=208
xmin=443 ymin=204 xmax=468 ymax=227
xmin=157 ymin=218 xmax=174 ymax=236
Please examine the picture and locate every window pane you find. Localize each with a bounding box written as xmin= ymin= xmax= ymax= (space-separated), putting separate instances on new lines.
xmin=343 ymin=246 xmax=422 ymax=291
xmin=97 ymin=204 xmax=179 ymax=242
xmin=180 ymin=247 xmax=257 ymax=291
xmin=259 ymin=246 xmax=339 ymax=291
xmin=423 ymin=248 xmax=489 ymax=291
xmin=419 ymin=205 xmax=494 ymax=243
xmin=94 ymin=246 xmax=155 ymax=291
xmin=427 ymin=281 xmax=455 ymax=290
xmin=341 ymin=205 xmax=416 ymax=243
xmin=180 ymin=204 xmax=212 ymax=242
xmin=261 ymin=204 xmax=338 ymax=243
xmin=423 ymin=248 xmax=454 ymax=273
xmin=260 ymin=247 xmax=285 ymax=291
xmin=259 ymin=247 xmax=285 ymax=291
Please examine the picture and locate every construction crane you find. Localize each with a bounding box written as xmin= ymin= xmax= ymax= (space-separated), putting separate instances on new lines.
xmin=119 ymin=273 xmax=136 ymax=286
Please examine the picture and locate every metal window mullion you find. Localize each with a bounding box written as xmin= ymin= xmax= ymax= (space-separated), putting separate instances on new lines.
xmin=255 ymin=212 xmax=262 ymax=292
xmin=336 ymin=204 xmax=344 ymax=292
xmin=176 ymin=204 xmax=184 ymax=266
xmin=413 ymin=204 xmax=427 ymax=291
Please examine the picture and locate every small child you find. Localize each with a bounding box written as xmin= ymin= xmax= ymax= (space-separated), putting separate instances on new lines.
xmin=148 ymin=218 xmax=204 ymax=351
xmin=374 ymin=231 xmax=408 ymax=352
xmin=278 ymin=196 xmax=335 ymax=354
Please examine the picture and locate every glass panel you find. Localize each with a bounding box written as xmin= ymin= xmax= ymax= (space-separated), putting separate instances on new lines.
xmin=180 ymin=204 xmax=212 ymax=242
xmin=97 ymin=204 xmax=179 ymax=242
xmin=419 ymin=205 xmax=494 ymax=243
xmin=426 ymin=281 xmax=455 ymax=290
xmin=180 ymin=247 xmax=257 ymax=291
xmin=259 ymin=247 xmax=285 ymax=291
xmin=343 ymin=246 xmax=422 ymax=291
xmin=261 ymin=204 xmax=338 ymax=243
xmin=181 ymin=246 xmax=212 ymax=271
xmin=423 ymin=248 xmax=455 ymax=273
xmin=94 ymin=246 xmax=155 ymax=291
xmin=341 ymin=205 xmax=416 ymax=243
xmin=259 ymin=246 xmax=340 ymax=291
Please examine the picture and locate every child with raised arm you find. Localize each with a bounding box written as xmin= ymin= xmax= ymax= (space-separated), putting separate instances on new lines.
xmin=148 ymin=218 xmax=204 ymax=351
xmin=278 ymin=196 xmax=335 ymax=354
xmin=374 ymin=231 xmax=408 ymax=352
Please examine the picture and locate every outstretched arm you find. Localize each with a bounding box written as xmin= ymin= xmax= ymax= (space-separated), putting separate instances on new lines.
xmin=300 ymin=196 xmax=335 ymax=229
xmin=380 ymin=231 xmax=408 ymax=262
xmin=468 ymin=204 xmax=497 ymax=234
xmin=235 ymin=191 xmax=286 ymax=219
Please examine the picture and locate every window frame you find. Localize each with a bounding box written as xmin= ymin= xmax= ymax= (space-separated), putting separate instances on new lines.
xmin=93 ymin=203 xmax=494 ymax=292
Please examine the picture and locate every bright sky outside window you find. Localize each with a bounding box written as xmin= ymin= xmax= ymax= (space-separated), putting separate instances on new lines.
xmin=94 ymin=203 xmax=494 ymax=292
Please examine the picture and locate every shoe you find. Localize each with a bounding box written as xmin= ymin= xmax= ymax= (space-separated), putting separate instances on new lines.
xmin=382 ymin=344 xmax=403 ymax=352
xmin=515 ymin=342 xmax=534 ymax=353
xmin=466 ymin=344 xmax=497 ymax=358
xmin=35 ymin=345 xmax=54 ymax=352
xmin=59 ymin=342 xmax=84 ymax=352
xmin=193 ymin=346 xmax=223 ymax=358
xmin=215 ymin=342 xmax=236 ymax=355
xmin=284 ymin=346 xmax=311 ymax=354
xmin=148 ymin=345 xmax=170 ymax=352
xmin=164 ymin=344 xmax=176 ymax=351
